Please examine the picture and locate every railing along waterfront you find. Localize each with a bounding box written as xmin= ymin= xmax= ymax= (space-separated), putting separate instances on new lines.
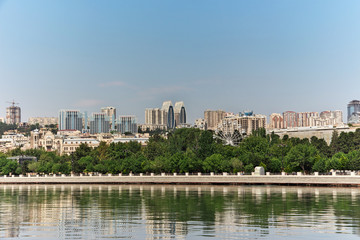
xmin=2 ymin=170 xmax=360 ymax=178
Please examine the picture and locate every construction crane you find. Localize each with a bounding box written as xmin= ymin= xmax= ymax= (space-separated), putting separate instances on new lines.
xmin=6 ymin=100 xmax=19 ymax=107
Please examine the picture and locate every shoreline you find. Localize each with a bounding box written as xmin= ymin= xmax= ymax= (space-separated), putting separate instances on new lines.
xmin=0 ymin=174 xmax=360 ymax=187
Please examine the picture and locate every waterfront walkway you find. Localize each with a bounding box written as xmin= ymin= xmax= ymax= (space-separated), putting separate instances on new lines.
xmin=1 ymin=172 xmax=360 ymax=186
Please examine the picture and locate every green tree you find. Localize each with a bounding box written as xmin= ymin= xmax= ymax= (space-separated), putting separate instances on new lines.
xmin=203 ymin=154 xmax=223 ymax=173
xmin=285 ymin=144 xmax=319 ymax=173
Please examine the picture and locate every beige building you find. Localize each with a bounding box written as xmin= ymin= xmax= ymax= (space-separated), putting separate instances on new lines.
xmin=216 ymin=114 xmax=266 ymax=136
xmin=270 ymin=126 xmax=354 ymax=145
xmin=62 ymin=138 xmax=100 ymax=155
xmin=28 ymin=117 xmax=58 ymax=127
xmin=144 ymin=108 xmax=167 ymax=129
xmin=269 ymin=113 xmax=284 ymax=129
xmin=297 ymin=112 xmax=319 ymax=127
xmin=139 ymin=124 xmax=167 ymax=132
xmin=270 ymin=110 xmax=344 ymax=130
xmin=204 ymin=110 xmax=226 ymax=131
xmin=194 ymin=118 xmax=207 ymax=130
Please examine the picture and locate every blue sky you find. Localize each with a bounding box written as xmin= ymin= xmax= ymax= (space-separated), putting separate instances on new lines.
xmin=0 ymin=0 xmax=359 ymax=123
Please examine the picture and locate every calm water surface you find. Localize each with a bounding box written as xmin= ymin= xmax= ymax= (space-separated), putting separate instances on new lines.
xmin=0 ymin=184 xmax=360 ymax=239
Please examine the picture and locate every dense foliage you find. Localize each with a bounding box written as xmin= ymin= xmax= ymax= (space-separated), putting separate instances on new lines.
xmin=2 ymin=128 xmax=360 ymax=175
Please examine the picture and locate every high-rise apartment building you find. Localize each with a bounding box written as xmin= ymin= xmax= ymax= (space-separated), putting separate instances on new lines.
xmin=145 ymin=108 xmax=166 ymax=125
xmin=58 ymin=110 xmax=83 ymax=131
xmin=297 ymin=112 xmax=319 ymax=127
xmin=101 ymin=107 xmax=116 ymax=130
xmin=283 ymin=111 xmax=297 ymax=128
xmin=174 ymin=101 xmax=186 ymax=127
xmin=161 ymin=101 xmax=175 ymax=129
xmin=204 ymin=110 xmax=226 ymax=131
xmin=89 ymin=113 xmax=110 ymax=134
xmin=348 ymin=100 xmax=360 ymax=124
xmin=144 ymin=101 xmax=183 ymax=130
xmin=269 ymin=113 xmax=284 ymax=129
xmin=117 ymin=116 xmax=138 ymax=134
xmin=272 ymin=110 xmax=344 ymax=129
xmin=6 ymin=102 xmax=21 ymax=124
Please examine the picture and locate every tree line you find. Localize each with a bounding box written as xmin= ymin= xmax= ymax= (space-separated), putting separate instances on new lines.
xmin=1 ymin=128 xmax=360 ymax=175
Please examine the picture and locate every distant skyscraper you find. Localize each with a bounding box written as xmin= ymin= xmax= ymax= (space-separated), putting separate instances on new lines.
xmin=117 ymin=116 xmax=138 ymax=134
xmin=161 ymin=101 xmax=175 ymax=129
xmin=174 ymin=101 xmax=186 ymax=127
xmin=348 ymin=100 xmax=360 ymax=124
xmin=59 ymin=110 xmax=83 ymax=131
xmin=101 ymin=107 xmax=116 ymax=130
xmin=204 ymin=110 xmax=226 ymax=131
xmin=89 ymin=113 xmax=110 ymax=134
xmin=6 ymin=102 xmax=21 ymax=124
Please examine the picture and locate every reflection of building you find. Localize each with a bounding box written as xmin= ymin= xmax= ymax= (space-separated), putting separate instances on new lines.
xmin=89 ymin=113 xmax=110 ymax=134
xmin=204 ymin=110 xmax=226 ymax=131
xmin=59 ymin=110 xmax=83 ymax=131
xmin=6 ymin=102 xmax=21 ymax=124
xmin=348 ymin=100 xmax=360 ymax=124
xmin=117 ymin=116 xmax=138 ymax=134
xmin=174 ymin=102 xmax=186 ymax=127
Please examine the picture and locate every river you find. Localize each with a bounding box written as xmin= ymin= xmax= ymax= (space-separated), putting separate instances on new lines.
xmin=0 ymin=184 xmax=359 ymax=239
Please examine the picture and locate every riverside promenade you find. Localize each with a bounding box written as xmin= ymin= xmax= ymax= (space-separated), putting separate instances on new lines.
xmin=1 ymin=172 xmax=360 ymax=186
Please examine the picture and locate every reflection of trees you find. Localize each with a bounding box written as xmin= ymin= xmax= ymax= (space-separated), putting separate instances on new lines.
xmin=1 ymin=186 xmax=360 ymax=238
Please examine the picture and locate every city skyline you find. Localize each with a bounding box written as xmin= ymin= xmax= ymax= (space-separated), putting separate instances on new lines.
xmin=1 ymin=1 xmax=360 ymax=123
xmin=0 ymin=99 xmax=351 ymax=125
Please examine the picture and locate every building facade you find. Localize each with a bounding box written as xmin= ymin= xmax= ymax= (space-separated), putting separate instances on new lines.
xmin=161 ymin=101 xmax=175 ymax=129
xmin=28 ymin=117 xmax=58 ymax=127
xmin=145 ymin=108 xmax=167 ymax=126
xmin=283 ymin=111 xmax=297 ymax=128
xmin=59 ymin=110 xmax=83 ymax=131
xmin=348 ymin=100 xmax=360 ymax=124
xmin=194 ymin=118 xmax=207 ymax=130
xmin=204 ymin=110 xmax=226 ymax=131
xmin=101 ymin=107 xmax=116 ymax=130
xmin=174 ymin=101 xmax=186 ymax=127
xmin=269 ymin=113 xmax=284 ymax=129
xmin=6 ymin=104 xmax=21 ymax=124
xmin=89 ymin=113 xmax=110 ymax=134
xmin=117 ymin=115 xmax=138 ymax=134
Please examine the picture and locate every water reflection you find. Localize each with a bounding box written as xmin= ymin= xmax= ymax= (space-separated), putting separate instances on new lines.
xmin=0 ymin=185 xmax=360 ymax=239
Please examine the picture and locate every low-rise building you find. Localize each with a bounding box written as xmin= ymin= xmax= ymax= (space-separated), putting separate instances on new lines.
xmin=28 ymin=117 xmax=58 ymax=127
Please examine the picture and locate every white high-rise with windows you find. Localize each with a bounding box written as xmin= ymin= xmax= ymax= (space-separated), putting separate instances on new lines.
xmin=58 ymin=110 xmax=83 ymax=131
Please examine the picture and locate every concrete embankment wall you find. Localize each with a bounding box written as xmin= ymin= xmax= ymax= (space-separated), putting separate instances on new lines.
xmin=1 ymin=174 xmax=360 ymax=186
